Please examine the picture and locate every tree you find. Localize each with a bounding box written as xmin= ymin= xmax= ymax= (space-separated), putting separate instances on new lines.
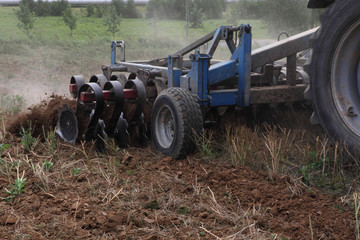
xmin=85 ymin=5 xmax=95 ymax=17
xmin=124 ymin=0 xmax=139 ymax=18
xmin=16 ymin=0 xmax=35 ymax=36
xmin=103 ymin=6 xmax=121 ymax=38
xmin=260 ymin=0 xmax=313 ymax=36
xmin=194 ymin=0 xmax=225 ymax=19
xmin=230 ymin=0 xmax=262 ymax=19
xmin=146 ymin=0 xmax=185 ymax=20
xmin=34 ymin=0 xmax=50 ymax=17
xmin=112 ymin=0 xmax=125 ymax=16
xmin=189 ymin=3 xmax=203 ymax=29
xmin=94 ymin=4 xmax=110 ymax=18
xmin=62 ymin=5 xmax=77 ymax=36
xmin=21 ymin=0 xmax=36 ymax=12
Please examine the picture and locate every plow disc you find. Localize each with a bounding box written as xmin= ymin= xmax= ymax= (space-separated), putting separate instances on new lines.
xmin=55 ymin=105 xmax=78 ymax=144
xmin=57 ymin=73 xmax=151 ymax=151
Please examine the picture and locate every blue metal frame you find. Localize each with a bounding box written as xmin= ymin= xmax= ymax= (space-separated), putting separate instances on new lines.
xmin=110 ymin=25 xmax=252 ymax=108
xmin=177 ymin=24 xmax=252 ymax=107
xmin=111 ymin=41 xmax=117 ymax=65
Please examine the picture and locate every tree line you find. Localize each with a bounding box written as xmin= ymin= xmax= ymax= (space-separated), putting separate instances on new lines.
xmin=16 ymin=0 xmax=318 ymax=38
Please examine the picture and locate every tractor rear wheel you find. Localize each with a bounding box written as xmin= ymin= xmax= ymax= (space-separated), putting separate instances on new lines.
xmin=151 ymin=88 xmax=203 ymax=159
xmin=308 ymin=0 xmax=360 ymax=149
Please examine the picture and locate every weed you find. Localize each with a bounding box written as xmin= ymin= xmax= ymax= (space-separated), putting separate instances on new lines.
xmin=0 ymin=119 xmax=7 ymax=141
xmin=43 ymin=127 xmax=56 ymax=153
xmin=225 ymin=124 xmax=258 ymax=167
xmin=177 ymin=205 xmax=191 ymax=215
xmin=20 ymin=122 xmax=39 ymax=151
xmin=224 ymin=192 xmax=232 ymax=204
xmin=126 ymin=169 xmax=138 ymax=176
xmin=0 ymin=160 xmax=14 ymax=182
xmin=0 ymin=143 xmax=10 ymax=154
xmin=300 ymin=143 xmax=345 ymax=191
xmin=3 ymin=169 xmax=26 ymax=202
xmin=0 ymin=144 xmax=10 ymax=175
xmin=0 ymin=93 xmax=25 ymax=115
xmin=354 ymin=192 xmax=360 ymax=239
xmin=72 ymin=167 xmax=82 ymax=175
xmin=333 ymin=203 xmax=345 ymax=213
xmin=264 ymin=135 xmax=282 ymax=173
xmin=106 ymin=139 xmax=121 ymax=156
xmin=300 ymin=159 xmax=324 ymax=185
xmin=31 ymin=161 xmax=50 ymax=192
xmin=42 ymin=159 xmax=54 ymax=171
xmin=192 ymin=175 xmax=203 ymax=196
xmin=199 ymin=231 xmax=206 ymax=237
xmin=194 ymin=129 xmax=215 ymax=161
xmin=144 ymin=199 xmax=160 ymax=210
xmin=271 ymin=235 xmax=289 ymax=240
xmin=0 ymin=151 xmax=19 ymax=184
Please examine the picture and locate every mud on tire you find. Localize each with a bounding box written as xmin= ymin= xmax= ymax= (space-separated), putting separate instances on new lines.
xmin=151 ymin=88 xmax=203 ymax=159
xmin=308 ymin=0 xmax=360 ymax=149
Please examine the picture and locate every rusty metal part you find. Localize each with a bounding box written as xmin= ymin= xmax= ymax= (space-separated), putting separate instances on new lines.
xmin=250 ymin=84 xmax=307 ymax=104
xmin=137 ymin=69 xmax=162 ymax=84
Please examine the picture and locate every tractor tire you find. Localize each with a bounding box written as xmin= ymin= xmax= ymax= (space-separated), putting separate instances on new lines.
xmin=151 ymin=88 xmax=203 ymax=159
xmin=308 ymin=0 xmax=360 ymax=149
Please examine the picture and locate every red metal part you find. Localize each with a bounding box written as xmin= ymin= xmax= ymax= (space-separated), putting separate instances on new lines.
xmin=103 ymin=90 xmax=113 ymax=101
xmin=80 ymin=92 xmax=96 ymax=102
xmin=124 ymin=89 xmax=138 ymax=99
xmin=69 ymin=84 xmax=77 ymax=94
xmin=79 ymin=89 xmax=138 ymax=102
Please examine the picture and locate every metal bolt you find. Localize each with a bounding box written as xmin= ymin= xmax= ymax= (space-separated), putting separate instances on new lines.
xmin=347 ymin=106 xmax=357 ymax=117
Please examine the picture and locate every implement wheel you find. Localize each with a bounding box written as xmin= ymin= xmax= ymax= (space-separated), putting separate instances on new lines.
xmin=309 ymin=0 xmax=360 ymax=149
xmin=151 ymin=88 xmax=203 ymax=159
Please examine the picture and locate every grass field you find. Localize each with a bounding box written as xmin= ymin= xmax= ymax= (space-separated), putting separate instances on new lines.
xmin=0 ymin=6 xmax=271 ymax=106
xmin=0 ymin=7 xmax=269 ymax=47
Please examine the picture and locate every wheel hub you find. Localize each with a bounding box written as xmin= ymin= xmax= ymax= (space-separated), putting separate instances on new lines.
xmin=155 ymin=106 xmax=175 ymax=149
xmin=331 ymin=19 xmax=360 ymax=136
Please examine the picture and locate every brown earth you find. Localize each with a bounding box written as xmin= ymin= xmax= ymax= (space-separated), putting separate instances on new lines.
xmin=0 ymin=97 xmax=356 ymax=239
xmin=6 ymin=95 xmax=76 ymax=140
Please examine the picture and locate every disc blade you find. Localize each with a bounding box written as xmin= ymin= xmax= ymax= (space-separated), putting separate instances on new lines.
xmin=56 ymin=105 xmax=78 ymax=144
xmin=114 ymin=116 xmax=130 ymax=148
xmin=94 ymin=120 xmax=108 ymax=153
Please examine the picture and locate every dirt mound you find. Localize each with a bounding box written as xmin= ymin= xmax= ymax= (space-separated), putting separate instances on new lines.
xmin=0 ymin=149 xmax=354 ymax=239
xmin=149 ymin=158 xmax=354 ymax=239
xmin=6 ymin=95 xmax=76 ymax=139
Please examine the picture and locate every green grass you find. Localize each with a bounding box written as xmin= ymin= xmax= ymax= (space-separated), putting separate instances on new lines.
xmin=0 ymin=7 xmax=269 ymax=48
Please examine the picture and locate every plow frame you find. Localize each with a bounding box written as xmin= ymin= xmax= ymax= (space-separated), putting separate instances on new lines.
xmin=59 ymin=24 xmax=320 ymax=157
xmin=103 ymin=25 xmax=318 ymax=107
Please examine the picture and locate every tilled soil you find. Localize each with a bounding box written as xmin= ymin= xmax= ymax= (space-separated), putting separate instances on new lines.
xmin=0 ymin=97 xmax=356 ymax=239
xmin=0 ymin=151 xmax=355 ymax=239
